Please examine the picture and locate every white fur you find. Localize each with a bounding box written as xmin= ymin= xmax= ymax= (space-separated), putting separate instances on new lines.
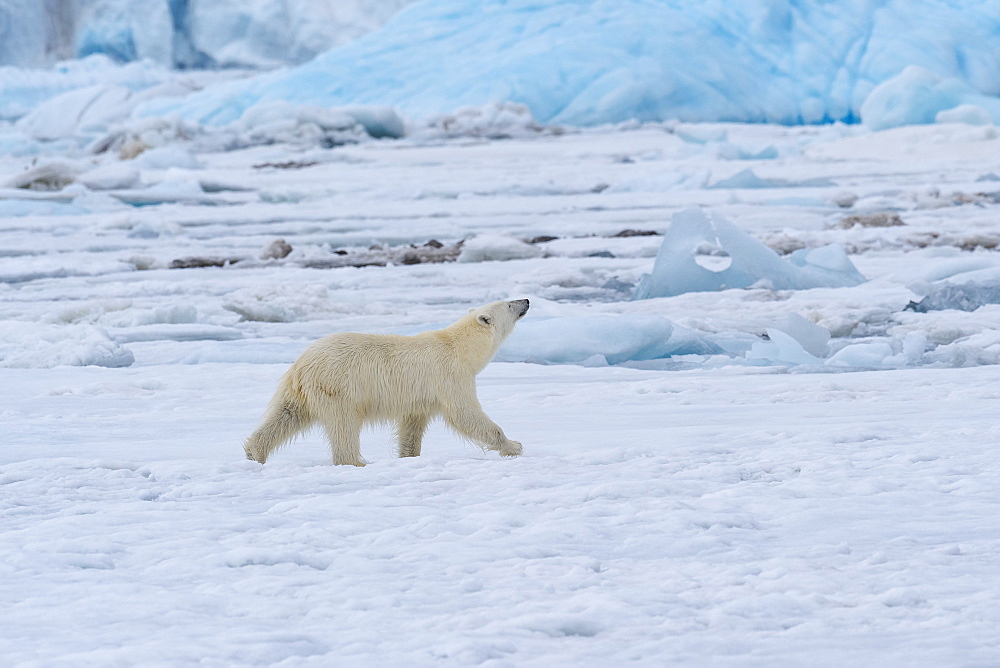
xmin=245 ymin=299 xmax=529 ymax=465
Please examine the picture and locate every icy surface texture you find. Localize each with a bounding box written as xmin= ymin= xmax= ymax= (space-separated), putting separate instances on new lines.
xmin=0 ymin=0 xmax=413 ymax=69
xmin=138 ymin=0 xmax=1000 ymax=127
xmin=634 ymin=209 xmax=865 ymax=300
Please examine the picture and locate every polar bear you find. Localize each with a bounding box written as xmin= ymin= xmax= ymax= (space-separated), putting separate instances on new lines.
xmin=245 ymin=299 xmax=529 ymax=465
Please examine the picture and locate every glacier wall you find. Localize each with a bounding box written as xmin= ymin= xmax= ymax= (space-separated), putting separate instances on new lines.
xmin=135 ymin=0 xmax=1000 ymax=127
xmin=3 ymin=0 xmax=1000 ymax=130
xmin=0 ymin=0 xmax=413 ymax=69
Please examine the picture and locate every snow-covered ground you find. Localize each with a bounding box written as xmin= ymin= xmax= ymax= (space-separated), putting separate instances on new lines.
xmin=3 ymin=118 xmax=1000 ymax=664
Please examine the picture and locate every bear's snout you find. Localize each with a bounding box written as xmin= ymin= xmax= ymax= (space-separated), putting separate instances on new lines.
xmin=511 ymin=299 xmax=529 ymax=318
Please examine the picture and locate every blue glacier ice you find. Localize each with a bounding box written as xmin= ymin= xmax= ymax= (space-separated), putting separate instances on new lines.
xmin=0 ymin=0 xmax=412 ymax=69
xmin=633 ymin=209 xmax=865 ymax=300
xmin=134 ymin=0 xmax=1000 ymax=128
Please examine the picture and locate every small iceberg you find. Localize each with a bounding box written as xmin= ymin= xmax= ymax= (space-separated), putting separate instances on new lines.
xmin=633 ymin=208 xmax=865 ymax=299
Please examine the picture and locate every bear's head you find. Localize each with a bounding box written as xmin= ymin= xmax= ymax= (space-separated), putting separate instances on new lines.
xmin=445 ymin=300 xmax=529 ymax=372
xmin=475 ymin=298 xmax=528 ymax=333
xmin=470 ymin=299 xmax=529 ymax=349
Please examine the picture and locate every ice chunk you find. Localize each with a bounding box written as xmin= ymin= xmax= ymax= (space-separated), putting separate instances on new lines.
xmin=457 ymin=235 xmax=544 ymax=263
xmin=861 ymin=66 xmax=1000 ymax=131
xmin=336 ymin=105 xmax=407 ymax=139
xmin=222 ymin=285 xmax=339 ymax=323
xmin=2 ymin=161 xmax=82 ymax=190
xmin=0 ymin=323 xmax=134 ymax=368
xmin=0 ymin=55 xmax=168 ymax=122
xmin=774 ymin=313 xmax=830 ymax=357
xmin=927 ymin=329 xmax=1000 ymax=367
xmin=231 ymin=100 xmax=405 ymax=145
xmin=935 ymin=104 xmax=995 ymax=126
xmin=633 ymin=209 xmax=865 ymax=299
xmin=905 ymin=265 xmax=1000 ymax=313
xmin=786 ymin=244 xmax=864 ymax=284
xmin=749 ymin=328 xmax=823 ymax=366
xmin=825 ymin=331 xmax=926 ymax=369
xmin=901 ymin=331 xmax=928 ymax=364
xmin=825 ymin=342 xmax=895 ymax=369
xmin=497 ymin=315 xmax=720 ymax=365
xmin=709 ymin=168 xmax=833 ymax=189
xmin=906 ymin=282 xmax=1000 ymax=313
xmin=77 ymin=163 xmax=141 ymax=190
xmin=422 ymin=102 xmax=543 ymax=139
xmin=17 ymin=84 xmax=134 ymax=141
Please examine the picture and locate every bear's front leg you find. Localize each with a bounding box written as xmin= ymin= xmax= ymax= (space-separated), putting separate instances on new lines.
xmin=444 ymin=402 xmax=522 ymax=458
xmin=498 ymin=440 xmax=523 ymax=458
xmin=397 ymin=414 xmax=429 ymax=458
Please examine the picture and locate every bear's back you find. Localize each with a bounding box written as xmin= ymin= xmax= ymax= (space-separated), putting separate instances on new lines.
xmin=292 ymin=331 xmax=452 ymax=420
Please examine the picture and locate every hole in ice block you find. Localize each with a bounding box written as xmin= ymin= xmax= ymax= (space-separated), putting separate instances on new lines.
xmin=693 ymin=246 xmax=732 ymax=272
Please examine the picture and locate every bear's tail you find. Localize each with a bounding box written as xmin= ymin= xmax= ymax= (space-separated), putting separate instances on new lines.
xmin=244 ymin=377 xmax=313 ymax=464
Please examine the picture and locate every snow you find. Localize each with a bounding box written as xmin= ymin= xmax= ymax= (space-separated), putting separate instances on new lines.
xmin=4 ymin=118 xmax=1000 ymax=663
xmin=3 ymin=363 xmax=1000 ymax=664
xmin=458 ymin=234 xmax=544 ymax=264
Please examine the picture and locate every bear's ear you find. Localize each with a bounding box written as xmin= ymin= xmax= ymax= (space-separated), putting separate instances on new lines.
xmin=477 ymin=313 xmax=492 ymax=326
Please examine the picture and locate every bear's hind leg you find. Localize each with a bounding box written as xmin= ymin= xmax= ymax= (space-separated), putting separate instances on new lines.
xmin=322 ymin=419 xmax=365 ymax=466
xmin=245 ymin=400 xmax=313 ymax=464
xmin=397 ymin=415 xmax=429 ymax=458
